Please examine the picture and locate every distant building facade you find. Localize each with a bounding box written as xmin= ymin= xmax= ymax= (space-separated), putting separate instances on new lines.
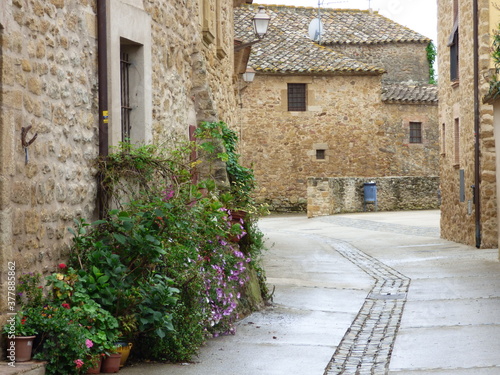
xmin=235 ymin=5 xmax=439 ymax=213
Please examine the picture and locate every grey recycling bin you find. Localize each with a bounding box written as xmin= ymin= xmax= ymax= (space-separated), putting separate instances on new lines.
xmin=363 ymin=182 xmax=377 ymax=211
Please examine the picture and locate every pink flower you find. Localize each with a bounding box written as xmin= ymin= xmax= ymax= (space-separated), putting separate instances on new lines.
xmin=62 ymin=303 xmax=70 ymax=309
xmin=163 ymin=189 xmax=175 ymax=201
xmin=74 ymin=359 xmax=84 ymax=368
xmin=85 ymin=339 xmax=93 ymax=348
xmin=58 ymin=263 xmax=67 ymax=269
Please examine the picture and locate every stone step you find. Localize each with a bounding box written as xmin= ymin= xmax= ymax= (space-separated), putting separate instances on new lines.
xmin=0 ymin=361 xmax=45 ymax=375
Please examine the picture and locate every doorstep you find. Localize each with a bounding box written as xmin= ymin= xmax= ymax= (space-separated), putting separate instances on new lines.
xmin=0 ymin=361 xmax=45 ymax=375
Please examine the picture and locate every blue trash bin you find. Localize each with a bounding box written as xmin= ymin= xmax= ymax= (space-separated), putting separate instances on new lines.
xmin=363 ymin=182 xmax=377 ymax=211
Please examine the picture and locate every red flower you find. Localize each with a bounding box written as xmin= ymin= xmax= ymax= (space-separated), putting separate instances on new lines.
xmin=58 ymin=263 xmax=67 ymax=269
xmin=62 ymin=303 xmax=70 ymax=309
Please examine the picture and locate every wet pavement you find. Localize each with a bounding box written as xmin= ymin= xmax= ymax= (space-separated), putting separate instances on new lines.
xmin=121 ymin=210 xmax=500 ymax=374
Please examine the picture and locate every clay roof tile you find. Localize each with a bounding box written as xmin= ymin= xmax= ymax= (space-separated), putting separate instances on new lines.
xmin=235 ymin=5 xmax=429 ymax=75
xmin=381 ymin=83 xmax=438 ymax=104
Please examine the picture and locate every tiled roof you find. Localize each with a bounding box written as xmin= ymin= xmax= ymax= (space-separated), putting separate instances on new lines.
xmin=382 ymin=83 xmax=438 ymax=104
xmin=235 ymin=5 xmax=430 ymax=74
xmin=250 ymin=34 xmax=385 ymax=74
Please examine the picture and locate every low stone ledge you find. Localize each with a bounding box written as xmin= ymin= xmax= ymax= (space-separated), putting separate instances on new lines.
xmin=0 ymin=361 xmax=45 ymax=375
xmin=307 ymin=176 xmax=440 ymax=218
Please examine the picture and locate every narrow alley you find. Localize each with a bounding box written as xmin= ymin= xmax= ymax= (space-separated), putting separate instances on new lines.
xmin=122 ymin=210 xmax=500 ymax=374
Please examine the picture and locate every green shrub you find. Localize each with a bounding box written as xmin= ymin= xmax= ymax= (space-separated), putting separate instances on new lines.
xmin=67 ymin=129 xmax=268 ymax=362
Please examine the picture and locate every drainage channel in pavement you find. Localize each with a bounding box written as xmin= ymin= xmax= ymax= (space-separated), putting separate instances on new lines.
xmin=321 ymin=239 xmax=410 ymax=375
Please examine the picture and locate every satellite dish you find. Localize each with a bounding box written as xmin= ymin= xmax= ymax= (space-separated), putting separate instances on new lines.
xmin=308 ymin=18 xmax=323 ymax=42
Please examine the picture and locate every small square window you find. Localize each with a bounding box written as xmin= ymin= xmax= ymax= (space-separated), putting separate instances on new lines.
xmin=409 ymin=122 xmax=422 ymax=144
xmin=288 ymin=83 xmax=306 ymax=111
xmin=316 ymin=149 xmax=326 ymax=160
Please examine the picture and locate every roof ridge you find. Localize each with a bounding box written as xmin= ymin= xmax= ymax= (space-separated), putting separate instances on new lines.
xmin=250 ymin=4 xmax=380 ymax=13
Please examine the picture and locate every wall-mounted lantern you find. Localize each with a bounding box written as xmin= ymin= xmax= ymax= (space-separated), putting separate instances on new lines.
xmin=253 ymin=6 xmax=271 ymax=39
xmin=242 ymin=68 xmax=256 ymax=83
xmin=234 ymin=6 xmax=271 ymax=52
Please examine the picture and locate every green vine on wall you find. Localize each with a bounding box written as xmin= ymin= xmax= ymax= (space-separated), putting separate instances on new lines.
xmin=486 ymin=24 xmax=500 ymax=102
xmin=426 ymin=41 xmax=437 ymax=85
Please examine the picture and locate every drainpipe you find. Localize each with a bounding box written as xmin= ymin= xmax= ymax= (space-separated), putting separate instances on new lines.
xmin=97 ymin=0 xmax=108 ymax=157
xmin=97 ymin=0 xmax=108 ymax=218
xmin=473 ymin=0 xmax=481 ymax=248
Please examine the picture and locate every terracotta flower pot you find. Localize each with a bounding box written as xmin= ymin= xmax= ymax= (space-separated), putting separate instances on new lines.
xmin=101 ymin=353 xmax=122 ymax=373
xmin=11 ymin=336 xmax=36 ymax=362
xmin=230 ymin=210 xmax=247 ymax=222
xmin=86 ymin=355 xmax=103 ymax=374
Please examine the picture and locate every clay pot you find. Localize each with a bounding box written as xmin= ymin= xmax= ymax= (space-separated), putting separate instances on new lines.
xmin=86 ymin=355 xmax=103 ymax=374
xmin=11 ymin=336 xmax=36 ymax=362
xmin=101 ymin=353 xmax=122 ymax=373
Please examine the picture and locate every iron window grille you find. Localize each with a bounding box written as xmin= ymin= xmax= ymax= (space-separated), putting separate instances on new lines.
xmin=120 ymin=52 xmax=132 ymax=142
xmin=288 ymin=83 xmax=306 ymax=111
xmin=409 ymin=122 xmax=422 ymax=144
xmin=449 ymin=29 xmax=459 ymax=82
xmin=316 ymin=149 xmax=326 ymax=160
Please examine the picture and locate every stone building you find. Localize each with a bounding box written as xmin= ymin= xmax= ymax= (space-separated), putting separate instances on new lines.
xmin=0 ymin=0 xmax=251 ymax=314
xmin=234 ymin=5 xmax=439 ymax=213
xmin=438 ymin=0 xmax=500 ymax=249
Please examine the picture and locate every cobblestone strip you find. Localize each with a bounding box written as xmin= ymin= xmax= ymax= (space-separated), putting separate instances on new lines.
xmin=323 ymin=240 xmax=410 ymax=375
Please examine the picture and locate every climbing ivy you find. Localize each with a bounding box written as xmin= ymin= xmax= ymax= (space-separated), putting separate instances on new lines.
xmin=426 ymin=41 xmax=437 ymax=84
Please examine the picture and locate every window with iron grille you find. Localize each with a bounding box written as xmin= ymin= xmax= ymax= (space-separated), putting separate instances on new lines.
xmin=120 ymin=50 xmax=132 ymax=142
xmin=108 ymin=3 xmax=151 ymax=148
xmin=449 ymin=1 xmax=459 ymax=82
xmin=449 ymin=29 xmax=459 ymax=82
xmin=288 ymin=83 xmax=306 ymax=111
xmin=316 ymin=149 xmax=326 ymax=160
xmin=409 ymin=122 xmax=422 ymax=144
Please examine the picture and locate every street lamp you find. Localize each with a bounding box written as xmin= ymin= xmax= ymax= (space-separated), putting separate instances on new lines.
xmin=235 ymin=6 xmax=271 ymax=52
xmin=242 ymin=68 xmax=256 ymax=83
xmin=253 ymin=6 xmax=271 ymax=39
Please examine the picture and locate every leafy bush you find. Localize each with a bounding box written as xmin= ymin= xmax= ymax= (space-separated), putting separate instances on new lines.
xmin=66 ymin=126 xmax=268 ymax=362
xmin=69 ymin=208 xmax=180 ymax=340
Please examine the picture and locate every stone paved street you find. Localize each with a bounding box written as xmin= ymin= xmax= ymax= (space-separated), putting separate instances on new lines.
xmin=121 ymin=210 xmax=500 ymax=375
xmin=324 ymin=241 xmax=409 ymax=374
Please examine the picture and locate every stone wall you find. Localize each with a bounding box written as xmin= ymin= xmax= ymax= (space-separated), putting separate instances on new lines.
xmin=307 ymin=176 xmax=440 ymax=218
xmin=0 ymin=0 xmax=101 ymax=279
xmin=0 ymin=0 xmax=238 ymax=316
xmin=333 ymin=42 xmax=431 ymax=84
xmin=438 ymin=0 xmax=497 ymax=248
xmin=239 ymin=74 xmax=439 ymax=212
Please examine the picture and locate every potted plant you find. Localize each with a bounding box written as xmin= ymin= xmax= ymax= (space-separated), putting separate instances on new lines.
xmin=2 ymin=309 xmax=38 ymax=361
xmin=101 ymin=349 xmax=122 ymax=373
